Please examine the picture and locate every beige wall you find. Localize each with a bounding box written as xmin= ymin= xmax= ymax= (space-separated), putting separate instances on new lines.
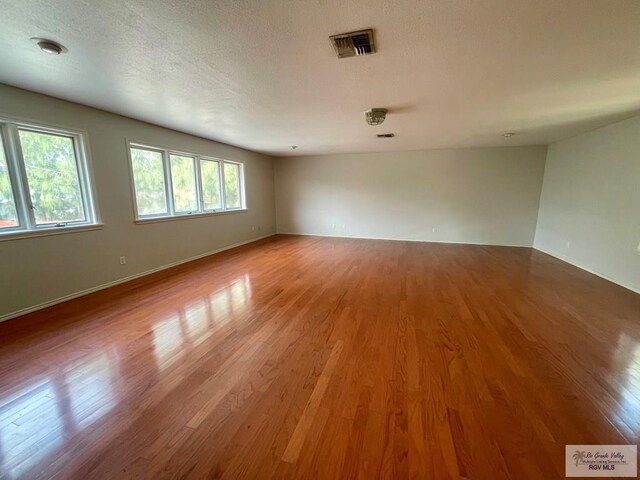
xmin=534 ymin=116 xmax=640 ymax=293
xmin=275 ymin=146 xmax=547 ymax=246
xmin=0 ymin=84 xmax=276 ymax=320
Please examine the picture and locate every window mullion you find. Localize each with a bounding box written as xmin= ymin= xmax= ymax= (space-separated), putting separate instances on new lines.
xmin=194 ymin=157 xmax=203 ymax=213
xmin=239 ymin=164 xmax=245 ymax=209
xmin=163 ymin=150 xmax=175 ymax=215
xmin=5 ymin=124 xmax=35 ymax=229
xmin=219 ymin=161 xmax=226 ymax=211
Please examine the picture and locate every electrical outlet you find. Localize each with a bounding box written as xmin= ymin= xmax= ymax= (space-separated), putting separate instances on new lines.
xmin=331 ymin=223 xmax=336 ymax=229
xmin=119 ymin=256 xmax=126 ymax=265
xmin=252 ymin=226 xmax=256 ymax=231
xmin=565 ymin=241 xmax=571 ymax=249
xmin=432 ymin=227 xmax=437 ymax=233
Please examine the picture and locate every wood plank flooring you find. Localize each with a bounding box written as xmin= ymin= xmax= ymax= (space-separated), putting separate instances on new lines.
xmin=0 ymin=234 xmax=639 ymax=479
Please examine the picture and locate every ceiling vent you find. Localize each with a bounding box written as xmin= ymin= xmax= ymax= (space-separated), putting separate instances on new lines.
xmin=365 ymin=108 xmax=387 ymax=126
xmin=377 ymin=133 xmax=395 ymax=138
xmin=330 ymin=29 xmax=375 ymax=58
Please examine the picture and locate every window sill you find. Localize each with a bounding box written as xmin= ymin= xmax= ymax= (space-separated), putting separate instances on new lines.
xmin=134 ymin=209 xmax=248 ymax=225
xmin=0 ymin=223 xmax=104 ymax=242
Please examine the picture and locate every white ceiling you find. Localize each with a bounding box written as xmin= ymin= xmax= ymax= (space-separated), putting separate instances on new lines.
xmin=1 ymin=0 xmax=640 ymax=156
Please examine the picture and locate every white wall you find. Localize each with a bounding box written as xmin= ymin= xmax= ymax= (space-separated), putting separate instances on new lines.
xmin=275 ymin=146 xmax=547 ymax=246
xmin=0 ymin=84 xmax=276 ymax=320
xmin=534 ymin=116 xmax=640 ymax=293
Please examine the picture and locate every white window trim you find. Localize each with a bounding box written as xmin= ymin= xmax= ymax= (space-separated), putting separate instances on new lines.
xmin=133 ymin=208 xmax=247 ymax=225
xmin=126 ymin=140 xmax=247 ymax=222
xmin=0 ymin=223 xmax=104 ymax=243
xmin=0 ymin=114 xmax=101 ymax=240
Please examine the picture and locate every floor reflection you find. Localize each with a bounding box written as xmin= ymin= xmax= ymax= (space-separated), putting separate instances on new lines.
xmin=0 ymin=379 xmax=63 ymax=479
xmin=184 ymin=299 xmax=209 ymax=345
xmin=151 ymin=274 xmax=253 ymax=368
xmin=152 ymin=312 xmax=185 ymax=371
xmin=65 ymin=349 xmax=118 ymax=429
xmin=230 ymin=276 xmax=250 ymax=311
xmin=210 ymin=288 xmax=231 ymax=318
xmin=0 ymin=272 xmax=257 ymax=477
xmin=613 ymin=333 xmax=640 ymax=440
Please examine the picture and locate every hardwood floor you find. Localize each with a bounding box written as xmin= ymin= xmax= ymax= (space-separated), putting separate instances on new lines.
xmin=0 ymin=234 xmax=639 ymax=479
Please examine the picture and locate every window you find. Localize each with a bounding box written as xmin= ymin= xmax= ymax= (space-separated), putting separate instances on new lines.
xmin=20 ymin=130 xmax=86 ymax=225
xmin=128 ymin=142 xmax=245 ymax=220
xmin=223 ymin=162 xmax=241 ymax=209
xmin=200 ymin=159 xmax=222 ymax=210
xmin=0 ymin=118 xmax=98 ymax=238
xmin=170 ymin=154 xmax=197 ymax=213
xmin=130 ymin=147 xmax=167 ymax=216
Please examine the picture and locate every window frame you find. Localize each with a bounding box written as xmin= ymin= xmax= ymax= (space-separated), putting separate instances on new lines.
xmin=129 ymin=145 xmax=171 ymax=218
xmin=126 ymin=140 xmax=246 ymax=223
xmin=0 ymin=115 xmax=100 ymax=241
xmin=199 ymin=157 xmax=223 ymax=212
xmin=169 ymin=153 xmax=199 ymax=215
xmin=222 ymin=160 xmax=244 ymax=211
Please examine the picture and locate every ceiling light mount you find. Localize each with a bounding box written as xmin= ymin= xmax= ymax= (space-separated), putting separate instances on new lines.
xmin=31 ymin=37 xmax=68 ymax=55
xmin=502 ymin=132 xmax=516 ymax=138
xmin=365 ymin=108 xmax=387 ymax=126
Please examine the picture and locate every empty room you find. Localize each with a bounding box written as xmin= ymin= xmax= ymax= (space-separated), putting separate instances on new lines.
xmin=0 ymin=1 xmax=639 ymax=479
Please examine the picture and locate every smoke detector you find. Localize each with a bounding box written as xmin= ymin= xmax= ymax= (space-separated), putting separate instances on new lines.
xmin=365 ymin=108 xmax=387 ymax=126
xmin=38 ymin=41 xmax=63 ymax=54
xmin=31 ymin=38 xmax=68 ymax=55
xmin=330 ymin=29 xmax=375 ymax=58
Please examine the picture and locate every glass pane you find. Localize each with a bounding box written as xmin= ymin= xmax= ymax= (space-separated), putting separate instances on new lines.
xmin=200 ymin=159 xmax=221 ymax=210
xmin=19 ymin=130 xmax=85 ymax=224
xmin=0 ymin=134 xmax=19 ymax=228
xmin=223 ymin=162 xmax=241 ymax=209
xmin=130 ymin=148 xmax=168 ymax=216
xmin=170 ymin=155 xmax=197 ymax=213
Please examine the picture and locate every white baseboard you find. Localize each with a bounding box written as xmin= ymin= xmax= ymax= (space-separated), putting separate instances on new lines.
xmin=276 ymin=231 xmax=532 ymax=248
xmin=0 ymin=233 xmax=275 ymax=323
xmin=533 ymin=246 xmax=640 ymax=295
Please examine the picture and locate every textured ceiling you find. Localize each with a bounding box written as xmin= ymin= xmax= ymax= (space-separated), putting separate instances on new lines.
xmin=1 ymin=0 xmax=640 ymax=156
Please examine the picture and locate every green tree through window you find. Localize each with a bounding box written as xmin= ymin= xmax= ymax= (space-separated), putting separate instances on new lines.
xmin=128 ymin=143 xmax=244 ymax=219
xmin=224 ymin=162 xmax=240 ymax=209
xmin=201 ymin=159 xmax=221 ymax=210
xmin=170 ymin=155 xmax=197 ymax=212
xmin=131 ymin=148 xmax=167 ymax=216
xmin=19 ymin=130 xmax=85 ymax=224
xmin=0 ymin=120 xmax=96 ymax=236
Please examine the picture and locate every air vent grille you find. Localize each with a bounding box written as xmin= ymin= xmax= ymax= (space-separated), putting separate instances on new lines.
xmin=330 ymin=29 xmax=375 ymax=58
xmin=377 ymin=133 xmax=395 ymax=138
